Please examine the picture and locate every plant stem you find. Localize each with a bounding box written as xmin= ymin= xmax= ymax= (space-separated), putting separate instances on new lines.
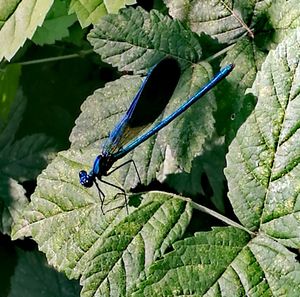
xmin=181 ymin=197 xmax=256 ymax=236
xmin=18 ymin=50 xmax=93 ymax=66
xmin=205 ymin=43 xmax=235 ymax=62
xmin=221 ymin=0 xmax=254 ymax=38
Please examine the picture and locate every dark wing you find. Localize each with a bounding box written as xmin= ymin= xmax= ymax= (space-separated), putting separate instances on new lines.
xmin=102 ymin=57 xmax=181 ymax=156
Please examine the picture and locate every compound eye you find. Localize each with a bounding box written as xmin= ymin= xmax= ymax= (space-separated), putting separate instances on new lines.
xmin=79 ymin=170 xmax=93 ymax=188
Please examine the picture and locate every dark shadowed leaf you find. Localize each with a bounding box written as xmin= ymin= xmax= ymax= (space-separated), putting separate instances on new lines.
xmin=8 ymin=249 xmax=81 ymax=297
xmin=0 ymin=177 xmax=28 ymax=235
xmin=0 ymin=64 xmax=21 ymax=128
xmin=0 ymin=92 xmax=56 ymax=236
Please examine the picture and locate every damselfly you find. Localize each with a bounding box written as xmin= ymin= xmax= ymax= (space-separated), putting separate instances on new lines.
xmin=79 ymin=58 xmax=234 ymax=212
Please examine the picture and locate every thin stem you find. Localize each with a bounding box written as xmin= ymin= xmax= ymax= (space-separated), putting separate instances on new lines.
xmin=205 ymin=43 xmax=235 ymax=63
xmin=18 ymin=49 xmax=93 ymax=66
xmin=181 ymin=197 xmax=256 ymax=236
xmin=221 ymin=0 xmax=254 ymax=38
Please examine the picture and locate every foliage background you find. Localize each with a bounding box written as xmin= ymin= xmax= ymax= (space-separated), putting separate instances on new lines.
xmin=1 ymin=0 xmax=300 ymax=296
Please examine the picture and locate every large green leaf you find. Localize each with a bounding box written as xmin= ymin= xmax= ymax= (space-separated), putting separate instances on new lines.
xmin=69 ymin=0 xmax=137 ymax=28
xmin=131 ymin=227 xmax=300 ymax=296
xmin=225 ymin=28 xmax=300 ymax=246
xmin=13 ymin=151 xmax=193 ymax=291
xmin=88 ymin=7 xmax=203 ymax=72
xmin=0 ymin=0 xmax=54 ymax=61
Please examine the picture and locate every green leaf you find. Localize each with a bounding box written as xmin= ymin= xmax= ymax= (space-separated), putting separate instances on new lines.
xmin=9 ymin=249 xmax=81 ymax=297
xmin=87 ymin=7 xmax=202 ymax=72
xmin=131 ymin=227 xmax=300 ymax=296
xmin=0 ymin=177 xmax=28 ymax=235
xmin=0 ymin=0 xmax=20 ymax=29
xmin=0 ymin=0 xmax=54 ymax=61
xmin=0 ymin=64 xmax=21 ymax=127
xmin=69 ymin=0 xmax=137 ymax=28
xmin=0 ymin=133 xmax=56 ymax=182
xmin=216 ymin=37 xmax=265 ymax=142
xmin=258 ymin=0 xmax=300 ymax=47
xmin=221 ymin=38 xmax=266 ymax=95
xmin=79 ymin=193 xmax=192 ymax=296
xmin=32 ymin=0 xmax=77 ymax=45
xmin=0 ymin=90 xmax=56 ymax=183
xmin=163 ymin=0 xmax=300 ymax=49
xmin=63 ymin=22 xmax=88 ymax=47
xmin=225 ymin=28 xmax=300 ymax=246
xmin=0 ymin=133 xmax=55 ymax=237
xmin=163 ymin=0 xmax=255 ymax=44
xmin=104 ymin=0 xmax=137 ymax=14
xmin=69 ymin=0 xmax=106 ymax=28
xmin=17 ymin=152 xmax=192 ymax=292
xmin=0 ymin=92 xmax=56 ymax=236
xmin=0 ymin=92 xmax=26 ymax=236
xmin=0 ymin=91 xmax=26 ymax=151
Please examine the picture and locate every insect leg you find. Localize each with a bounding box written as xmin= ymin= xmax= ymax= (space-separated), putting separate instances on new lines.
xmin=100 ymin=178 xmax=128 ymax=214
xmin=108 ymin=159 xmax=141 ymax=184
xmin=94 ymin=179 xmax=105 ymax=214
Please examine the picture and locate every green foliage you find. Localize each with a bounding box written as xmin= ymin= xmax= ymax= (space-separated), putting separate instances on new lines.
xmin=0 ymin=93 xmax=56 ymax=235
xmin=226 ymin=30 xmax=300 ymax=241
xmin=1 ymin=1 xmax=300 ymax=296
xmin=0 ymin=0 xmax=54 ymax=61
xmin=32 ymin=0 xmax=77 ymax=45
xmin=88 ymin=7 xmax=202 ymax=71
xmin=69 ymin=0 xmax=137 ymax=28
xmin=132 ymin=228 xmax=300 ymax=296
